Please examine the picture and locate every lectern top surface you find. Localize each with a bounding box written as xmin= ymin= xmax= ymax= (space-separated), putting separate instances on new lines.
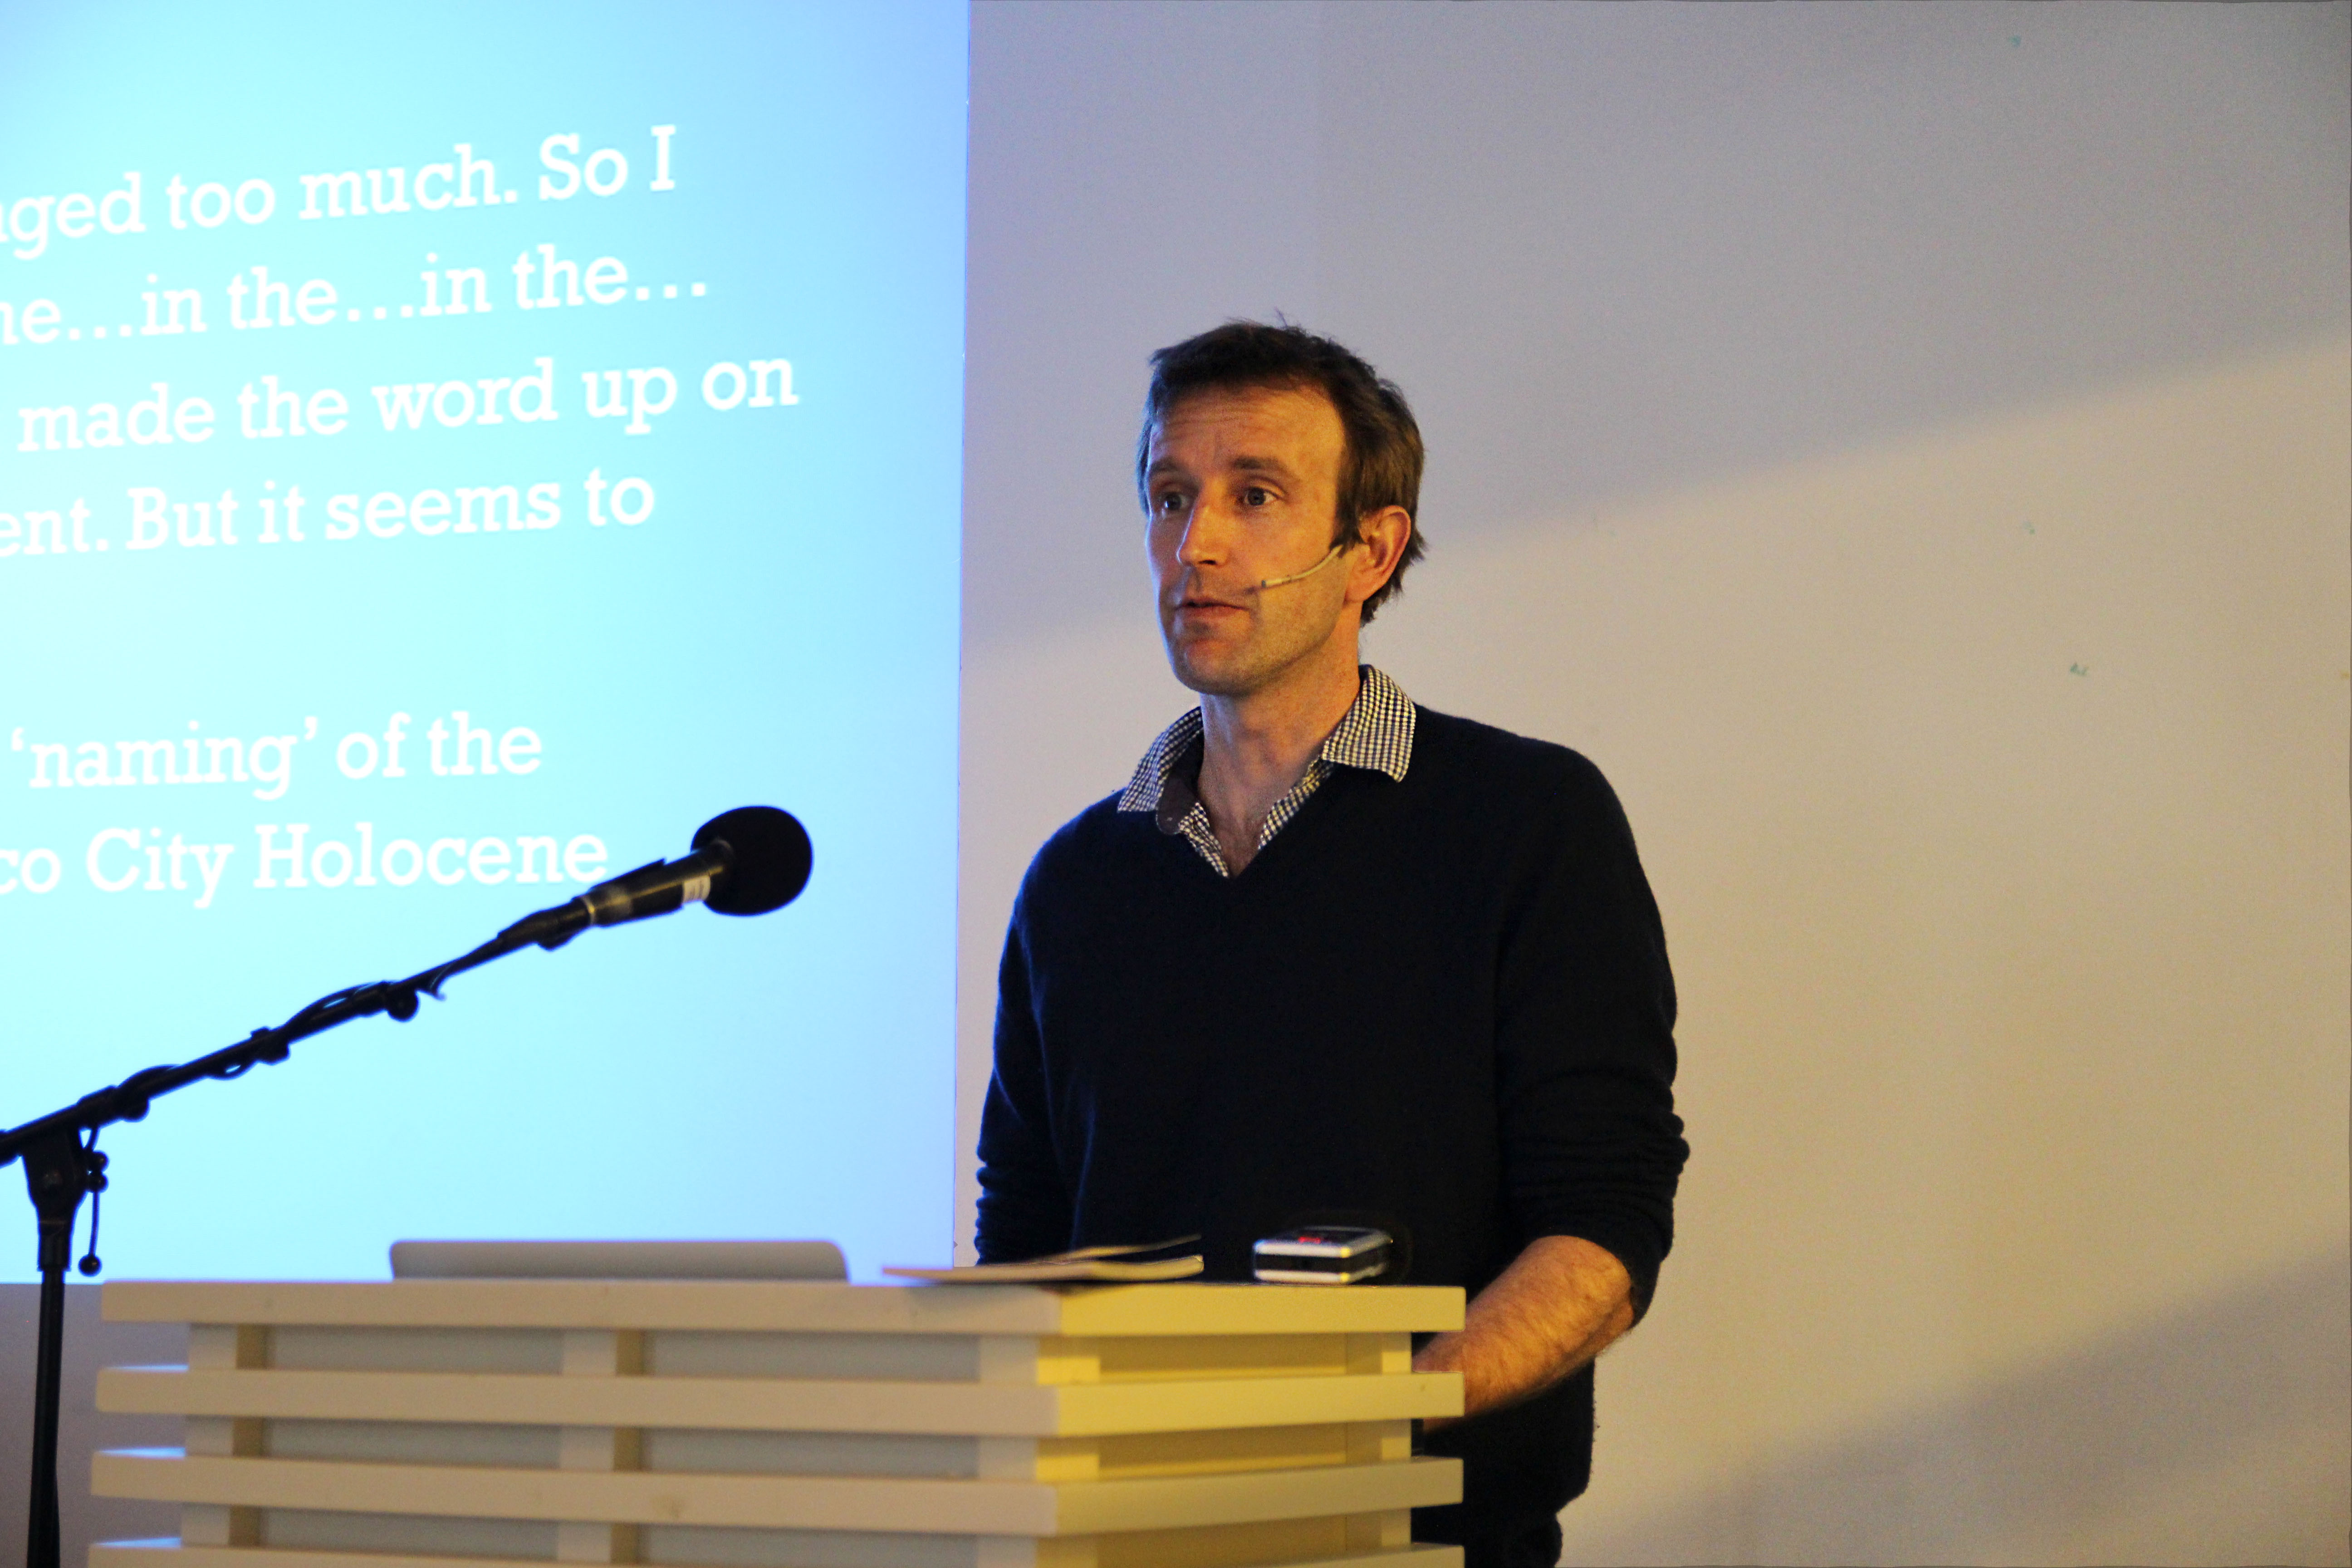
xmin=100 ymin=1279 xmax=1466 ymax=1336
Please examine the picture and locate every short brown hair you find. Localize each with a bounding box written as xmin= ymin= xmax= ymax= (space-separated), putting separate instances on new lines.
xmin=1137 ymin=321 xmax=1426 ymax=624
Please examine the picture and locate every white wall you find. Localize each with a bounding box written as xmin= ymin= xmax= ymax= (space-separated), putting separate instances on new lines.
xmin=959 ymin=5 xmax=2351 ymax=1563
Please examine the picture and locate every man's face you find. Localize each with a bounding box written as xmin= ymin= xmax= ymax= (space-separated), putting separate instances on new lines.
xmin=1143 ymin=384 xmax=1356 ymax=698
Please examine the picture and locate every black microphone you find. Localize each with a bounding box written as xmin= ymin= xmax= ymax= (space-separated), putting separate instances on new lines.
xmin=500 ymin=806 xmax=812 ymax=951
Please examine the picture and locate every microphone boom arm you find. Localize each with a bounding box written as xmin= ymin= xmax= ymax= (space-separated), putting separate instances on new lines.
xmin=3 ymin=880 xmax=625 ymax=1568
xmin=0 ymin=799 xmax=807 ymax=1568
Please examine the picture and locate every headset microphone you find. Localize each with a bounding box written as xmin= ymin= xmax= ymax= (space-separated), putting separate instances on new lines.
xmin=1257 ymin=544 xmax=1344 ymax=590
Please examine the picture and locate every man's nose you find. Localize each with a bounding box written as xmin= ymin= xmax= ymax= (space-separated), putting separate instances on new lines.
xmin=1175 ymin=498 xmax=1234 ymax=565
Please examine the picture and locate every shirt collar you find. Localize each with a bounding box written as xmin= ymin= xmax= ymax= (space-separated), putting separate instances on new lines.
xmin=1117 ymin=665 xmax=1417 ymax=817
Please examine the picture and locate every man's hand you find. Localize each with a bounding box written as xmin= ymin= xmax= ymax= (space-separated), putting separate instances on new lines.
xmin=1413 ymin=1235 xmax=1636 ymax=1427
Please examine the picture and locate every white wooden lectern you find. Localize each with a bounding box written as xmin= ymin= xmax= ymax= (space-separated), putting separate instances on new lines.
xmin=88 ymin=1279 xmax=1467 ymax=1568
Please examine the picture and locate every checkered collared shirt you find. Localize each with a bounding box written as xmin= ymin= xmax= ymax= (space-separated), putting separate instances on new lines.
xmin=1116 ymin=666 xmax=1417 ymax=877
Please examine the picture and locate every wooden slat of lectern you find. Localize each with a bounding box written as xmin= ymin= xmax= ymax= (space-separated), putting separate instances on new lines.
xmin=91 ymin=1280 xmax=1466 ymax=1568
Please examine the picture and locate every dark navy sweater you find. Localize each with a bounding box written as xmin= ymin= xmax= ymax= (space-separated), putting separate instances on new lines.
xmin=976 ymin=707 xmax=1687 ymax=1553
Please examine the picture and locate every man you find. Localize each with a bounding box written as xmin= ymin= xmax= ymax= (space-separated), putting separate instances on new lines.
xmin=976 ymin=322 xmax=1687 ymax=1565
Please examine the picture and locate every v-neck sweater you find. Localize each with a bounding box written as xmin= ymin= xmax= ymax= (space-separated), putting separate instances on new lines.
xmin=976 ymin=706 xmax=1687 ymax=1537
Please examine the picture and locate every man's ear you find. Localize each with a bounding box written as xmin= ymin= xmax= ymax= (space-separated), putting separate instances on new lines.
xmin=1343 ymin=506 xmax=1414 ymax=607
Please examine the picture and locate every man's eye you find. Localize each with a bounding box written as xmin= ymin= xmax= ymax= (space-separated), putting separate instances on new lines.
xmin=1241 ymin=486 xmax=1274 ymax=507
xmin=1154 ymin=491 xmax=1187 ymax=514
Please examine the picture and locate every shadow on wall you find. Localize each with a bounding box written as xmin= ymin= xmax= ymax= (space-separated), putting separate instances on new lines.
xmin=1565 ymin=1245 xmax=2352 ymax=1568
xmin=0 ymin=1285 xmax=184 ymax=1564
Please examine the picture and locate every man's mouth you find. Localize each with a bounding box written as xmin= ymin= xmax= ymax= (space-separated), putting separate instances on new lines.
xmin=1170 ymin=597 xmax=1250 ymax=632
xmin=1172 ymin=578 xmax=1251 ymax=614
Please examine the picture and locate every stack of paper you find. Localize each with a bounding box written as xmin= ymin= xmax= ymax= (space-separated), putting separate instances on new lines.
xmin=882 ymin=1236 xmax=1203 ymax=1284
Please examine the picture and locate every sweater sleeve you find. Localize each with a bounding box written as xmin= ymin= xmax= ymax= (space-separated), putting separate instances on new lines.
xmin=1492 ymin=751 xmax=1688 ymax=1314
xmin=974 ymin=896 xmax=1076 ymax=1264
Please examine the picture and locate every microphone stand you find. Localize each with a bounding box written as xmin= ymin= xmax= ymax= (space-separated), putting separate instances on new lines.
xmin=0 ymin=915 xmax=574 ymax=1568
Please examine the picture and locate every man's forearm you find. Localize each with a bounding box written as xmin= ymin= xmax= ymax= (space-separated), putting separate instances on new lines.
xmin=1413 ymin=1235 xmax=1636 ymax=1425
